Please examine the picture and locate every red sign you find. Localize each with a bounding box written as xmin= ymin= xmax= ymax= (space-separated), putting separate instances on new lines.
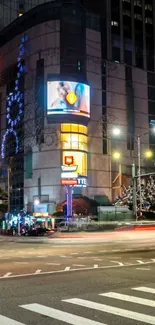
xmin=64 ymin=156 xmax=74 ymax=165
xmin=61 ymin=179 xmax=78 ymax=185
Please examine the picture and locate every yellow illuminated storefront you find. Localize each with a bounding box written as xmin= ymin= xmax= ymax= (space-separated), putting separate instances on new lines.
xmin=61 ymin=124 xmax=88 ymax=178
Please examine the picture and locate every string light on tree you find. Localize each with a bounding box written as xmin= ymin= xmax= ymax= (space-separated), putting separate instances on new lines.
xmin=1 ymin=35 xmax=28 ymax=159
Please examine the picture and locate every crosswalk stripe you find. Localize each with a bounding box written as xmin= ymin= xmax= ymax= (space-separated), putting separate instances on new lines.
xmin=20 ymin=303 xmax=106 ymax=325
xmin=100 ymin=292 xmax=155 ymax=307
xmin=63 ymin=298 xmax=155 ymax=324
xmin=0 ymin=315 xmax=25 ymax=325
xmin=132 ymin=287 xmax=155 ymax=294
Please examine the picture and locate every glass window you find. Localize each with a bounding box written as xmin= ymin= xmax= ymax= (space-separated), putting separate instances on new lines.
xmin=61 ymin=124 xmax=87 ymax=135
xmin=148 ymin=101 xmax=155 ymax=115
xmin=147 ymin=73 xmax=155 ymax=86
xmin=61 ymin=133 xmax=87 ymax=151
xmin=111 ymin=21 xmax=119 ymax=26
xmin=145 ymin=17 xmax=153 ymax=24
xmin=134 ymin=14 xmax=142 ymax=20
xmin=148 ymin=87 xmax=155 ymax=101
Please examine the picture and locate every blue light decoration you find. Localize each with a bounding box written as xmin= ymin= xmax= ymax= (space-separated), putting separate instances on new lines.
xmin=1 ymin=35 xmax=28 ymax=159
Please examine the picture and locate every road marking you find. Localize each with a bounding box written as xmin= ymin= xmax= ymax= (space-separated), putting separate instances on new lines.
xmin=3 ymin=272 xmax=12 ymax=278
xmin=63 ymin=298 xmax=155 ymax=324
xmin=136 ymin=268 xmax=150 ymax=271
xmin=110 ymin=261 xmax=124 ymax=266
xmin=137 ymin=260 xmax=145 ymax=264
xmin=94 ymin=265 xmax=98 ymax=268
xmin=100 ymin=292 xmax=155 ymax=307
xmin=133 ymin=287 xmax=155 ymax=294
xmin=70 ymin=253 xmax=78 ymax=255
xmin=0 ymin=315 xmax=26 ymax=325
xmin=94 ymin=259 xmax=102 ymax=261
xmin=60 ymin=255 xmax=67 ymax=258
xmin=78 ymin=257 xmax=85 ymax=259
xmin=35 ymin=270 xmax=41 ymax=274
xmin=14 ymin=262 xmax=28 ymax=265
xmin=46 ymin=263 xmax=61 ymax=266
xmin=0 ymin=260 xmax=155 ymax=280
xmin=64 ymin=267 xmax=70 ymax=271
xmin=38 ymin=255 xmax=48 ymax=258
xmin=20 ymin=303 xmax=105 ymax=325
xmin=84 ymin=252 xmax=92 ymax=254
xmin=72 ymin=264 xmax=86 ymax=267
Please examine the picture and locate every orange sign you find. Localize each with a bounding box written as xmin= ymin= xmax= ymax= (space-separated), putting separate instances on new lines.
xmin=64 ymin=156 xmax=74 ymax=165
xmin=61 ymin=179 xmax=78 ymax=185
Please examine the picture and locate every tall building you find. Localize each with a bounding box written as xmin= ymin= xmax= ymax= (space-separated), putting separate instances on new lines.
xmin=0 ymin=0 xmax=154 ymax=214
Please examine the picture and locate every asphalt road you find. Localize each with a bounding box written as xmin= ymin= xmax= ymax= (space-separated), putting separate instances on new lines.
xmin=0 ymin=256 xmax=155 ymax=324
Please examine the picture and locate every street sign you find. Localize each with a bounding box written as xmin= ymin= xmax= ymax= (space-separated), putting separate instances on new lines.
xmin=61 ymin=179 xmax=78 ymax=185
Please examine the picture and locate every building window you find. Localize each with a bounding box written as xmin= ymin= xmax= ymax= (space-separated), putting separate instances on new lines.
xmin=18 ymin=13 xmax=23 ymax=17
xmin=148 ymin=101 xmax=155 ymax=115
xmin=145 ymin=17 xmax=153 ymax=24
xmin=147 ymin=72 xmax=155 ymax=86
xmin=123 ymin=9 xmax=131 ymax=16
xmin=148 ymin=87 xmax=155 ymax=101
xmin=86 ymin=13 xmax=100 ymax=31
xmin=111 ymin=21 xmax=119 ymax=26
xmin=145 ymin=4 xmax=152 ymax=10
xmin=134 ymin=0 xmax=142 ymax=6
xmin=61 ymin=133 xmax=87 ymax=151
xmin=134 ymin=14 xmax=142 ymax=20
xmin=61 ymin=124 xmax=87 ymax=135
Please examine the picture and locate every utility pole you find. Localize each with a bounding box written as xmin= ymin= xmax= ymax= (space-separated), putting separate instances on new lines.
xmin=7 ymin=166 xmax=10 ymax=213
xmin=132 ymin=163 xmax=137 ymax=219
xmin=137 ymin=135 xmax=142 ymax=215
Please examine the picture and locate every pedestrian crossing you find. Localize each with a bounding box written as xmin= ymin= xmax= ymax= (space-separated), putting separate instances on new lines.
xmin=1 ymin=286 xmax=155 ymax=324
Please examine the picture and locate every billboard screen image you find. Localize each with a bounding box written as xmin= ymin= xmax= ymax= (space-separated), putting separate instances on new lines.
xmin=47 ymin=81 xmax=90 ymax=118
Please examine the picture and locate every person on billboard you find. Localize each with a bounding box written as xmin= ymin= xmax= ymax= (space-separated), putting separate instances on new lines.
xmin=74 ymin=83 xmax=88 ymax=113
xmin=50 ymin=82 xmax=73 ymax=110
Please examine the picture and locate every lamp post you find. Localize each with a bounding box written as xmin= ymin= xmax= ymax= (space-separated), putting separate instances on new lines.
xmin=111 ymin=127 xmax=155 ymax=218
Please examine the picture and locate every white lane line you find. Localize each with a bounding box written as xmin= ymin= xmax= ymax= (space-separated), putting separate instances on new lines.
xmin=94 ymin=265 xmax=98 ymax=268
xmin=35 ymin=270 xmax=41 ymax=274
xmin=110 ymin=261 xmax=124 ymax=266
xmin=94 ymin=259 xmax=102 ymax=261
xmin=20 ymin=303 xmax=105 ymax=325
xmin=77 ymin=257 xmax=85 ymax=259
xmin=100 ymin=292 xmax=155 ymax=307
xmin=59 ymin=255 xmax=67 ymax=258
xmin=65 ymin=266 xmax=70 ymax=271
xmin=72 ymin=264 xmax=86 ymax=267
xmin=63 ymin=298 xmax=155 ymax=324
xmin=136 ymin=268 xmax=151 ymax=271
xmin=133 ymin=287 xmax=155 ymax=294
xmin=14 ymin=262 xmax=28 ymax=265
xmin=151 ymin=259 xmax=155 ymax=262
xmin=38 ymin=255 xmax=48 ymax=258
xmin=84 ymin=252 xmax=92 ymax=254
xmin=3 ymin=272 xmax=12 ymax=278
xmin=46 ymin=263 xmax=61 ymax=266
xmin=0 ymin=260 xmax=155 ymax=280
xmin=70 ymin=253 xmax=78 ymax=255
xmin=0 ymin=315 xmax=26 ymax=325
xmin=137 ymin=260 xmax=145 ymax=264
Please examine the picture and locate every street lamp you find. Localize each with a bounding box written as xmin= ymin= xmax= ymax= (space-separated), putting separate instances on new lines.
xmin=144 ymin=150 xmax=153 ymax=159
xmin=112 ymin=151 xmax=121 ymax=160
xmin=112 ymin=127 xmax=121 ymax=136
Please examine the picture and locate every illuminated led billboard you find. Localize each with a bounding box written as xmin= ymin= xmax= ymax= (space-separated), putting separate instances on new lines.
xmin=47 ymin=81 xmax=90 ymax=118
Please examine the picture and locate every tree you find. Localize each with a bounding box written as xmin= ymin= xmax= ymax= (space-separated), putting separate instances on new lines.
xmin=115 ymin=176 xmax=155 ymax=213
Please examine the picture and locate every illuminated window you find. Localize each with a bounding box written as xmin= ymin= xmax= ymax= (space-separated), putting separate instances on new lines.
xmin=19 ymin=13 xmax=23 ymax=17
xmin=62 ymin=151 xmax=87 ymax=176
xmin=61 ymin=133 xmax=87 ymax=151
xmin=111 ymin=21 xmax=119 ymax=26
xmin=145 ymin=17 xmax=153 ymax=24
xmin=61 ymin=124 xmax=87 ymax=135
